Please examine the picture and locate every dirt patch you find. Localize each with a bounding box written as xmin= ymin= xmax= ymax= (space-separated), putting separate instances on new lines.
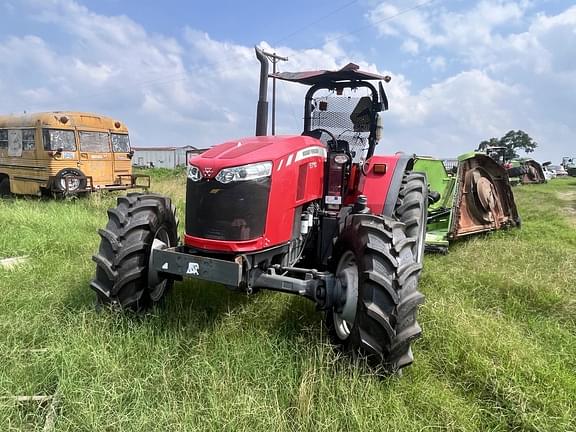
xmin=556 ymin=192 xmax=576 ymax=225
xmin=557 ymin=191 xmax=576 ymax=201
xmin=561 ymin=207 xmax=576 ymax=225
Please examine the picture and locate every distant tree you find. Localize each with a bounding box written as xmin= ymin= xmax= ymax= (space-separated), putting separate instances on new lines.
xmin=477 ymin=130 xmax=538 ymax=160
xmin=476 ymin=138 xmax=500 ymax=152
xmin=500 ymin=130 xmax=538 ymax=158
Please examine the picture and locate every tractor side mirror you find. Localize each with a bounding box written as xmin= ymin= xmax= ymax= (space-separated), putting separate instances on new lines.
xmin=378 ymin=81 xmax=389 ymax=111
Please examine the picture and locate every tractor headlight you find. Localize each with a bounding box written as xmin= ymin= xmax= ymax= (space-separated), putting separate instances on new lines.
xmin=187 ymin=165 xmax=203 ymax=182
xmin=215 ymin=161 xmax=272 ymax=184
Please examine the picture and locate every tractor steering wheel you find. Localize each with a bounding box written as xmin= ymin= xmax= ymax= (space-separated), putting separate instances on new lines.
xmin=308 ymin=128 xmax=339 ymax=150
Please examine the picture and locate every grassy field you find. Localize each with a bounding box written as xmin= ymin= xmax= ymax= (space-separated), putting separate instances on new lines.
xmin=1 ymin=171 xmax=575 ymax=431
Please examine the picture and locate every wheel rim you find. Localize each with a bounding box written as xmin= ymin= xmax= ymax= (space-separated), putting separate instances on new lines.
xmin=60 ymin=176 xmax=81 ymax=191
xmin=333 ymin=251 xmax=359 ymax=340
xmin=148 ymin=227 xmax=171 ymax=302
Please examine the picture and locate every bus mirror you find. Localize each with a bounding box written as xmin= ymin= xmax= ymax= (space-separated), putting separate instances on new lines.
xmin=128 ymin=150 xmax=135 ymax=159
xmin=49 ymin=147 xmax=63 ymax=158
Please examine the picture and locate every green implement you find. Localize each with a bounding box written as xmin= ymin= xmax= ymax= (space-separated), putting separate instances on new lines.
xmin=507 ymin=158 xmax=546 ymax=185
xmin=414 ymin=152 xmax=521 ymax=252
xmin=562 ymin=157 xmax=576 ymax=176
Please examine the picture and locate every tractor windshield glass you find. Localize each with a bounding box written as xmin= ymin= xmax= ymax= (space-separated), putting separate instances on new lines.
xmin=43 ymin=129 xmax=76 ymax=151
xmin=111 ymin=133 xmax=130 ymax=152
xmin=80 ymin=131 xmax=110 ymax=153
xmin=310 ymin=89 xmax=372 ymax=163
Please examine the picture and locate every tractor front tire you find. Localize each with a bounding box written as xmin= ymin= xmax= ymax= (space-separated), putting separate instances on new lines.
xmin=327 ymin=214 xmax=425 ymax=373
xmin=90 ymin=193 xmax=178 ymax=311
xmin=394 ymin=172 xmax=428 ymax=264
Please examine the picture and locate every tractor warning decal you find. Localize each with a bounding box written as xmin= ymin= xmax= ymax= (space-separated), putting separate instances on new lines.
xmin=186 ymin=262 xmax=200 ymax=275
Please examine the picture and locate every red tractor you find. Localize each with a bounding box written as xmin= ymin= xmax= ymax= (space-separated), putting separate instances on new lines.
xmin=91 ymin=48 xmax=428 ymax=372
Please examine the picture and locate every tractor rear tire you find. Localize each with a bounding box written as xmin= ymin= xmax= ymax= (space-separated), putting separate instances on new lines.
xmin=394 ymin=172 xmax=428 ymax=264
xmin=90 ymin=193 xmax=178 ymax=311
xmin=326 ymin=214 xmax=425 ymax=373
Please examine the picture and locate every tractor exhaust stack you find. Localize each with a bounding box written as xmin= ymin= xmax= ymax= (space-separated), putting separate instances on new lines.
xmin=255 ymin=46 xmax=269 ymax=136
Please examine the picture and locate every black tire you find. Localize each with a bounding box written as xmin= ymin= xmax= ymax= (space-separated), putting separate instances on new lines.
xmin=90 ymin=193 xmax=178 ymax=311
xmin=54 ymin=168 xmax=87 ymax=193
xmin=0 ymin=176 xmax=10 ymax=197
xmin=394 ymin=172 xmax=428 ymax=264
xmin=507 ymin=166 xmax=526 ymax=178
xmin=326 ymin=214 xmax=425 ymax=373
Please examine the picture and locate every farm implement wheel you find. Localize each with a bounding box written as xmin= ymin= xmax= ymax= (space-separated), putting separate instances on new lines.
xmin=91 ymin=193 xmax=178 ymax=311
xmin=327 ymin=215 xmax=425 ymax=373
xmin=394 ymin=172 xmax=428 ymax=264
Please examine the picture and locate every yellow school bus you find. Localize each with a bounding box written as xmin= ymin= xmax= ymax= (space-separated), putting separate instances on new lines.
xmin=0 ymin=111 xmax=149 ymax=196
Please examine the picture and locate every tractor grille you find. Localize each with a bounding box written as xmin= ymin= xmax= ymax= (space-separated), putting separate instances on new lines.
xmin=185 ymin=178 xmax=271 ymax=241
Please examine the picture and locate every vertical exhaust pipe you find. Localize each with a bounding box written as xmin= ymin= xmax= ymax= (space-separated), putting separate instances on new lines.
xmin=255 ymin=46 xmax=269 ymax=136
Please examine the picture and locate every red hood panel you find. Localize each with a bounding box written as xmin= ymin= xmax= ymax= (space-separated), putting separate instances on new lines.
xmin=217 ymin=140 xmax=272 ymax=159
xmin=190 ymin=135 xmax=325 ymax=168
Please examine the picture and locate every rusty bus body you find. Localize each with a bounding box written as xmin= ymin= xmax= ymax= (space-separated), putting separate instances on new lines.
xmin=0 ymin=111 xmax=149 ymax=196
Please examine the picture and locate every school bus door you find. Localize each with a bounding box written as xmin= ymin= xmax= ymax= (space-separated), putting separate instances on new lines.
xmin=77 ymin=130 xmax=114 ymax=184
xmin=111 ymin=133 xmax=132 ymax=184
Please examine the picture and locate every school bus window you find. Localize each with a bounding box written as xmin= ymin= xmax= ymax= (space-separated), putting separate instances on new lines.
xmin=43 ymin=129 xmax=76 ymax=151
xmin=111 ymin=133 xmax=130 ymax=152
xmin=80 ymin=131 xmax=110 ymax=152
xmin=0 ymin=130 xmax=7 ymax=149
xmin=22 ymin=129 xmax=35 ymax=151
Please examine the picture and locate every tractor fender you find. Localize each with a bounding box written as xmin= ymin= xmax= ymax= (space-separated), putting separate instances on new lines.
xmin=350 ymin=153 xmax=414 ymax=216
xmin=382 ymin=154 xmax=414 ymax=217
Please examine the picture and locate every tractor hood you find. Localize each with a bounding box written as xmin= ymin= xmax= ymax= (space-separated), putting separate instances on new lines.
xmin=188 ymin=135 xmax=327 ymax=179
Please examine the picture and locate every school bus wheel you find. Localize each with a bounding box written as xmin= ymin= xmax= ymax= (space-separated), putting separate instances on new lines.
xmin=0 ymin=176 xmax=10 ymax=197
xmin=53 ymin=168 xmax=88 ymax=193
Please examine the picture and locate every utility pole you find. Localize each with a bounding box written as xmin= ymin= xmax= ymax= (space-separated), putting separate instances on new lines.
xmin=261 ymin=50 xmax=288 ymax=135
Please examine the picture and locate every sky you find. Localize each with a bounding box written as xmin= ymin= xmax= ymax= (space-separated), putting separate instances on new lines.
xmin=0 ymin=0 xmax=574 ymax=162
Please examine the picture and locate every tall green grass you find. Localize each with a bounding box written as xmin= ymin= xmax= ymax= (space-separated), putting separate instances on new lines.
xmin=0 ymin=177 xmax=575 ymax=431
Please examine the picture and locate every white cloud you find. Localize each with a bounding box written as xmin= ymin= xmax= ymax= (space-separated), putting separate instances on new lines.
xmin=426 ymin=56 xmax=446 ymax=71
xmin=402 ymin=39 xmax=420 ymax=55
xmin=366 ymin=1 xmax=576 ymax=160
xmin=0 ymin=0 xmax=573 ymax=162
